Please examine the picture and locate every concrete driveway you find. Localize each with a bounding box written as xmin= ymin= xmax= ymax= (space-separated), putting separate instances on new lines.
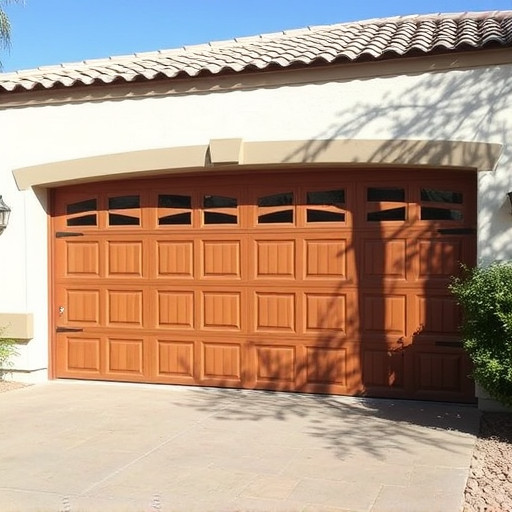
xmin=0 ymin=381 xmax=479 ymax=512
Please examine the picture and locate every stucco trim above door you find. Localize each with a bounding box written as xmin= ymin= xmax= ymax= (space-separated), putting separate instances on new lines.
xmin=13 ymin=138 xmax=502 ymax=190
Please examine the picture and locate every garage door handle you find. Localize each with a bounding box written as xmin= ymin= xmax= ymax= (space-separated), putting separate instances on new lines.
xmin=437 ymin=228 xmax=476 ymax=235
xmin=435 ymin=340 xmax=463 ymax=347
xmin=56 ymin=326 xmax=84 ymax=333
xmin=55 ymin=232 xmax=84 ymax=238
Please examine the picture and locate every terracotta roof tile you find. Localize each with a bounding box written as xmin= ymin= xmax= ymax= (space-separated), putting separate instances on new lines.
xmin=1 ymin=10 xmax=511 ymax=93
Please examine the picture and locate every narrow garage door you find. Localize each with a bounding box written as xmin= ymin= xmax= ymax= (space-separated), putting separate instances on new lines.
xmin=52 ymin=169 xmax=476 ymax=402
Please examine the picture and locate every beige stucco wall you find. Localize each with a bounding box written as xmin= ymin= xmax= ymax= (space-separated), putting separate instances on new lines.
xmin=0 ymin=55 xmax=511 ymax=381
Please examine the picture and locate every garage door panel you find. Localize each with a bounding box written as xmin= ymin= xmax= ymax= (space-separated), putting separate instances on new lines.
xmin=254 ymin=239 xmax=295 ymax=279
xmin=156 ymin=290 xmax=195 ymax=330
xmin=304 ymin=293 xmax=347 ymax=334
xmin=415 ymin=294 xmax=461 ymax=336
xmin=305 ymin=346 xmax=347 ymax=386
xmin=155 ymin=339 xmax=195 ymax=381
xmin=106 ymin=337 xmax=146 ymax=378
xmin=155 ymin=240 xmax=194 ymax=278
xmin=201 ymin=342 xmax=242 ymax=383
xmin=57 ymin=335 xmax=102 ymax=376
xmin=362 ymin=238 xmax=408 ymax=281
xmin=362 ymin=294 xmax=407 ymax=337
xmin=107 ymin=289 xmax=144 ymax=327
xmin=255 ymin=344 xmax=296 ymax=387
xmin=362 ymin=347 xmax=405 ymax=390
xmin=65 ymin=241 xmax=101 ymax=277
xmin=53 ymin=170 xmax=476 ymax=402
xmin=66 ymin=289 xmax=101 ymax=326
xmin=201 ymin=240 xmax=241 ymax=279
xmin=304 ymin=238 xmax=349 ymax=280
xmin=55 ymin=285 xmax=104 ymax=327
xmin=417 ymin=238 xmax=463 ymax=280
xmin=255 ymin=292 xmax=296 ymax=333
xmin=107 ymin=240 xmax=144 ymax=277
xmin=415 ymin=351 xmax=464 ymax=393
xmin=202 ymin=291 xmax=242 ymax=331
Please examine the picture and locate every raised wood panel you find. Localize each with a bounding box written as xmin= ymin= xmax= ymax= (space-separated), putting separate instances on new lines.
xmin=256 ymin=293 xmax=295 ymax=332
xmin=157 ymin=241 xmax=193 ymax=277
xmin=107 ymin=338 xmax=144 ymax=374
xmin=363 ymin=349 xmax=404 ymax=388
xmin=306 ymin=347 xmax=346 ymax=385
xmin=203 ymin=343 xmax=241 ymax=380
xmin=416 ymin=295 xmax=461 ymax=335
xmin=363 ymin=239 xmax=406 ymax=279
xmin=67 ymin=290 xmax=100 ymax=324
xmin=66 ymin=338 xmax=101 ymax=372
xmin=305 ymin=294 xmax=346 ymax=332
xmin=256 ymin=346 xmax=295 ymax=383
xmin=416 ymin=352 xmax=462 ymax=392
xmin=256 ymin=240 xmax=295 ymax=278
xmin=363 ymin=295 xmax=406 ymax=336
xmin=305 ymin=239 xmax=346 ymax=278
xmin=157 ymin=340 xmax=194 ymax=378
xmin=158 ymin=291 xmax=194 ymax=329
xmin=108 ymin=241 xmax=143 ymax=276
xmin=202 ymin=241 xmax=240 ymax=277
xmin=108 ymin=290 xmax=143 ymax=326
xmin=66 ymin=242 xmax=100 ymax=276
xmin=202 ymin=292 xmax=241 ymax=330
xmin=418 ymin=240 xmax=461 ymax=278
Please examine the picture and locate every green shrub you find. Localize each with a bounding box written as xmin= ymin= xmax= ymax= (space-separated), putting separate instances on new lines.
xmin=450 ymin=263 xmax=512 ymax=406
xmin=0 ymin=326 xmax=18 ymax=380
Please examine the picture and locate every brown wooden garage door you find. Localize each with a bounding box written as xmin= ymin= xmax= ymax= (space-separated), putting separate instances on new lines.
xmin=52 ymin=169 xmax=476 ymax=401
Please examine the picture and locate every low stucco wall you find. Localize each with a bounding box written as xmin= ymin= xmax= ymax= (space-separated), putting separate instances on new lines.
xmin=475 ymin=383 xmax=512 ymax=412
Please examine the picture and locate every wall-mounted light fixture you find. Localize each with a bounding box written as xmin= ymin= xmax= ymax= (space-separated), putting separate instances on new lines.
xmin=0 ymin=196 xmax=11 ymax=235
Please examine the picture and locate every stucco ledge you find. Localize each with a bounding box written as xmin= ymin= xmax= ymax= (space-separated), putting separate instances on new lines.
xmin=12 ymin=139 xmax=503 ymax=190
xmin=0 ymin=313 xmax=34 ymax=340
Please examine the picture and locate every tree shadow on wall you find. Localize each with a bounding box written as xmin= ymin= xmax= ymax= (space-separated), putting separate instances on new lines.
xmin=168 ymin=61 xmax=511 ymax=457
xmin=284 ymin=63 xmax=511 ymax=181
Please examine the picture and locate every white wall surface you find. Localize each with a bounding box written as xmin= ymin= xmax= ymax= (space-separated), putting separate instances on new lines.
xmin=1 ymin=60 xmax=511 ymax=377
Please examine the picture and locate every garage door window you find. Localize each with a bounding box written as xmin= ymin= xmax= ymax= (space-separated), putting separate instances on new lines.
xmin=66 ymin=198 xmax=97 ymax=226
xmin=306 ymin=189 xmax=345 ymax=223
xmin=420 ymin=188 xmax=463 ymax=221
xmin=366 ymin=187 xmax=406 ymax=221
xmin=158 ymin=194 xmax=192 ymax=225
xmin=108 ymin=195 xmax=140 ymax=226
xmin=203 ymin=195 xmax=238 ymax=224
xmin=258 ymin=192 xmax=294 ymax=224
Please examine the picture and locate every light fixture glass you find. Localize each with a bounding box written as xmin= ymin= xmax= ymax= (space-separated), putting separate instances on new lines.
xmin=0 ymin=195 xmax=11 ymax=234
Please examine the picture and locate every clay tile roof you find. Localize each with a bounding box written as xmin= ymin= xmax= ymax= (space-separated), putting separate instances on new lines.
xmin=1 ymin=10 xmax=511 ymax=94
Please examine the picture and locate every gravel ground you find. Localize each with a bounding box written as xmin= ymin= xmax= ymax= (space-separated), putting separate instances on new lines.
xmin=0 ymin=380 xmax=510 ymax=510
xmin=0 ymin=379 xmax=30 ymax=393
xmin=464 ymin=412 xmax=512 ymax=512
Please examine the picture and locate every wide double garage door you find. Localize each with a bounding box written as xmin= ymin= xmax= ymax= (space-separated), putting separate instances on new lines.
xmin=52 ymin=170 xmax=476 ymax=402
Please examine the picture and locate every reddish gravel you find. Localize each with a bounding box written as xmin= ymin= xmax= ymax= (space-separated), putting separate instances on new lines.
xmin=0 ymin=380 xmax=29 ymax=393
xmin=464 ymin=412 xmax=512 ymax=512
